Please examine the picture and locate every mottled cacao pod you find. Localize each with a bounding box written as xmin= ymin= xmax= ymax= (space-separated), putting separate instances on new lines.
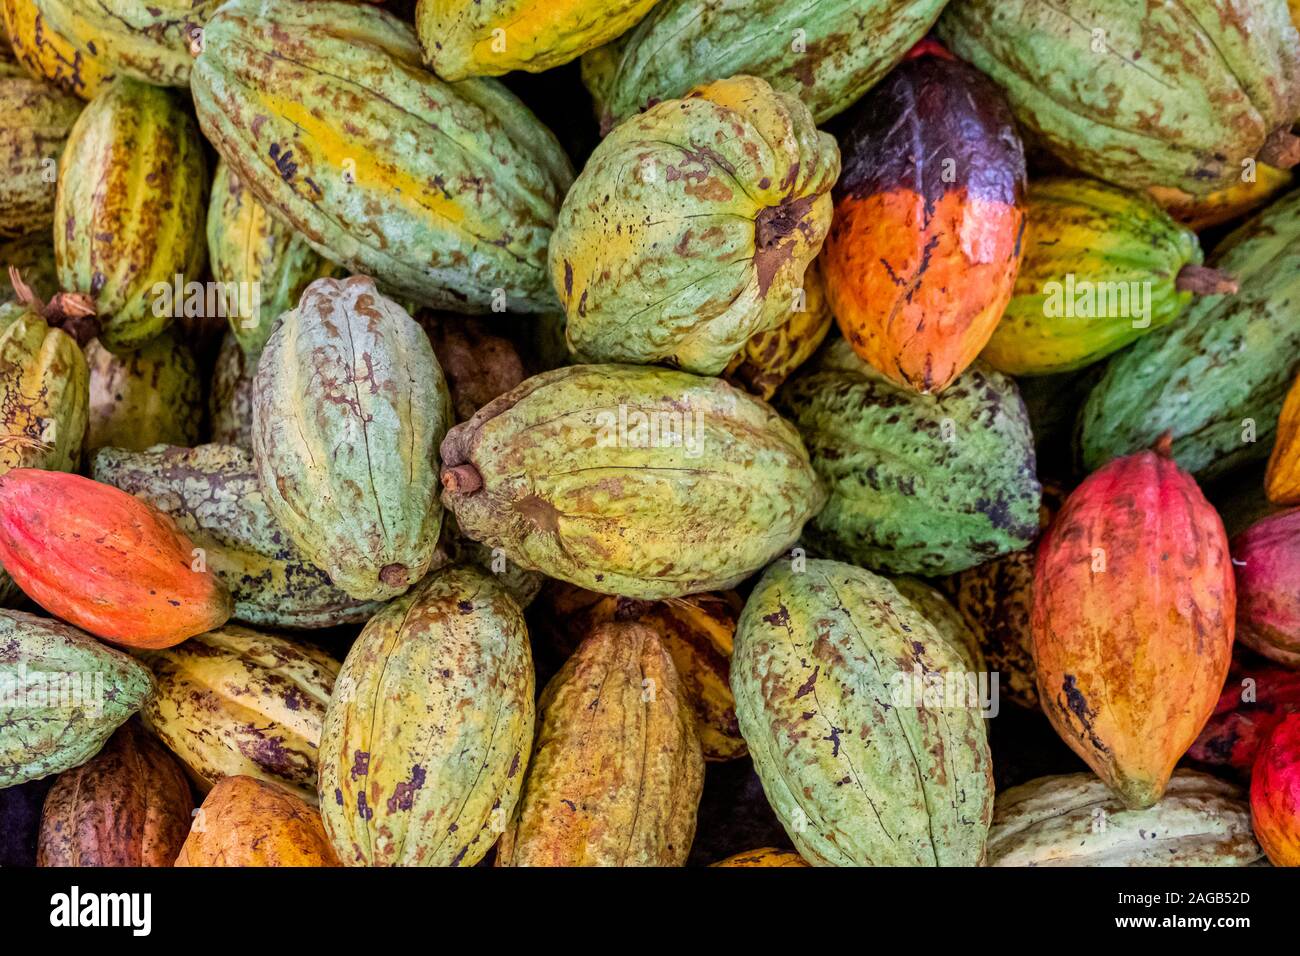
xmin=711 ymin=848 xmax=809 ymax=868
xmin=1151 ymin=164 xmax=1294 ymax=231
xmin=175 ymin=776 xmax=339 ymax=867
xmin=208 ymin=331 xmax=254 ymax=449
xmin=890 ymin=576 xmax=984 ymax=676
xmin=1 ymin=0 xmax=114 ymax=99
xmin=723 ymin=260 xmax=832 ymax=401
xmin=0 ymin=308 xmax=88 ymax=475
xmin=0 ymin=60 xmax=81 ymax=238
xmin=84 ymin=334 xmax=201 ymax=454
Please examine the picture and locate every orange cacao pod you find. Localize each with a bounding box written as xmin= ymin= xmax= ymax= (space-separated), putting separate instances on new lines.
xmin=174 ymin=775 xmax=338 ymax=867
xmin=711 ymin=847 xmax=809 ymax=867
xmin=1266 ymin=372 xmax=1300 ymax=504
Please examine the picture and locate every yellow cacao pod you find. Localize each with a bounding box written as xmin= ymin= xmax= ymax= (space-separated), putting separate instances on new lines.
xmin=1266 ymin=371 xmax=1300 ymax=504
xmin=175 ymin=776 xmax=339 ymax=867
xmin=711 ymin=847 xmax=809 ymax=867
xmin=0 ymin=0 xmax=114 ymax=99
xmin=0 ymin=59 xmax=81 ymax=239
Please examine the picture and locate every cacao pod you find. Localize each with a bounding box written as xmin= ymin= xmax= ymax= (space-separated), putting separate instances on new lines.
xmin=0 ymin=0 xmax=114 ymax=99
xmin=1231 ymin=509 xmax=1300 ymax=667
xmin=91 ymin=443 xmax=383 ymax=630
xmin=1151 ymin=163 xmax=1294 ymax=231
xmin=84 ymin=334 xmax=201 ymax=454
xmin=823 ymin=44 xmax=1026 ymax=394
xmin=208 ymin=331 xmax=254 ymax=449
xmin=0 ymin=778 xmax=52 ymax=866
xmin=0 ymin=235 xmax=58 ymax=307
xmin=497 ymin=621 xmax=703 ymax=866
xmin=776 ymin=340 xmax=1040 ymax=575
xmin=1080 ymin=187 xmax=1300 ymax=480
xmin=1266 ymin=372 xmax=1300 ymax=504
xmin=0 ymin=60 xmax=81 ymax=239
xmin=36 ymin=720 xmax=193 ymax=866
xmin=253 ymin=276 xmax=451 ymax=602
xmin=585 ymin=0 xmax=947 ymax=128
xmin=938 ymin=0 xmax=1300 ymax=197
xmin=1033 ymin=440 xmax=1235 ymax=808
xmin=435 ymin=511 xmax=543 ymax=610
xmin=723 ymin=260 xmax=832 ymax=402
xmin=550 ymin=74 xmax=838 ymax=375
xmin=0 ymin=609 xmax=153 ymax=787
xmin=1189 ymin=658 xmax=1300 ymax=776
xmin=440 ymin=364 xmax=825 ymax=599
xmin=138 ymin=625 xmax=339 ymax=805
xmin=733 ymin=560 xmax=995 ymax=866
xmin=175 ymin=775 xmax=339 ymax=867
xmin=711 ymin=848 xmax=809 ymax=868
xmin=983 ymin=177 xmax=1235 ymax=377
xmin=206 ymin=161 xmax=340 ymax=362
xmin=54 ymin=77 xmax=208 ymax=353
xmin=319 ymin=567 xmax=535 ymax=867
xmin=0 ymin=469 xmax=231 ymax=648
xmin=417 ymin=0 xmax=660 ymax=79
xmin=988 ymin=771 xmax=1263 ymax=866
xmin=418 ymin=312 xmax=527 ymax=423
xmin=890 ymin=576 xmax=985 ymax=676
xmin=191 ymin=0 xmax=573 ymax=313
xmin=0 ymin=307 xmax=88 ymax=475
xmin=1251 ymin=713 xmax=1300 ymax=866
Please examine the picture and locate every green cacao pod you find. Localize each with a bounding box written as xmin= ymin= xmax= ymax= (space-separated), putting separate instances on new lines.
xmin=91 ymin=443 xmax=383 ymax=630
xmin=54 ymin=77 xmax=208 ymax=353
xmin=733 ymin=560 xmax=995 ymax=866
xmin=988 ymin=771 xmax=1264 ymax=867
xmin=1080 ymin=188 xmax=1300 ymax=480
xmin=84 ymin=334 xmax=201 ymax=454
xmin=0 ymin=0 xmax=114 ymax=100
xmin=0 ymin=60 xmax=81 ymax=239
xmin=191 ymin=0 xmax=574 ymax=313
xmin=551 ymin=74 xmax=838 ymax=375
xmin=585 ymin=0 xmax=947 ymax=129
xmin=776 ymin=339 xmax=1041 ymax=575
xmin=252 ymin=276 xmax=451 ymax=602
xmin=206 ymin=161 xmax=340 ymax=362
xmin=0 ymin=609 xmax=153 ymax=787
xmin=319 ymin=567 xmax=535 ymax=867
xmin=0 ymin=235 xmax=58 ymax=307
xmin=938 ymin=0 xmax=1300 ymax=197
xmin=208 ymin=331 xmax=254 ymax=449
xmin=440 ymin=364 xmax=826 ymax=599
xmin=497 ymin=621 xmax=703 ymax=866
xmin=891 ymin=576 xmax=985 ymax=676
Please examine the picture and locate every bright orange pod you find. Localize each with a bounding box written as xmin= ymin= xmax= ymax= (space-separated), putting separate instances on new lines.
xmin=821 ymin=42 xmax=1026 ymax=394
xmin=0 ymin=469 xmax=231 ymax=648
xmin=1031 ymin=438 xmax=1235 ymax=809
xmin=1266 ymin=371 xmax=1300 ymax=504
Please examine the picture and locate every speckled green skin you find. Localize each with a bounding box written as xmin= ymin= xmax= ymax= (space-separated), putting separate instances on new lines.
xmin=91 ymin=443 xmax=382 ymax=631
xmin=0 ymin=609 xmax=152 ymax=787
xmin=1080 ymin=188 xmax=1300 ymax=480
xmin=0 ymin=61 xmax=81 ymax=239
xmin=191 ymin=0 xmax=573 ymax=313
xmin=319 ymin=567 xmax=535 ymax=867
xmin=777 ymin=340 xmax=1041 ymax=575
xmin=938 ymin=0 xmax=1300 ymax=197
xmin=253 ymin=276 xmax=451 ymax=603
xmin=584 ymin=0 xmax=947 ymax=128
xmin=441 ymin=364 xmax=826 ymax=599
xmin=732 ymin=560 xmax=994 ymax=866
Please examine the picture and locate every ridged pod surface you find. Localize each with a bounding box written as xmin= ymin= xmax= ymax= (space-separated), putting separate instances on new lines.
xmin=0 ymin=609 xmax=153 ymax=787
xmin=36 ymin=720 xmax=193 ymax=867
xmin=945 ymin=554 xmax=1040 ymax=709
xmin=206 ymin=161 xmax=339 ymax=361
xmin=824 ymin=46 xmax=1026 ymax=394
xmin=54 ymin=77 xmax=208 ymax=353
xmin=584 ymin=0 xmax=947 ymax=128
xmin=1 ymin=0 xmax=114 ymax=99
xmin=91 ymin=444 xmax=382 ymax=630
xmin=497 ymin=622 xmax=703 ymax=866
xmin=983 ymin=178 xmax=1220 ymax=377
xmin=776 ymin=340 xmax=1040 ymax=575
xmin=0 ymin=61 xmax=81 ymax=238
xmin=1231 ymin=510 xmax=1300 ymax=667
xmin=319 ymin=567 xmax=535 ymax=867
xmin=988 ymin=771 xmax=1263 ymax=866
xmin=0 ymin=469 xmax=231 ymax=648
xmin=890 ymin=576 xmax=985 ymax=676
xmin=550 ymin=74 xmax=838 ymax=375
xmin=441 ymin=364 xmax=825 ymax=599
xmin=191 ymin=0 xmax=573 ymax=312
xmin=1251 ymin=713 xmax=1300 ymax=866
xmin=175 ymin=776 xmax=339 ymax=867
xmin=1189 ymin=660 xmax=1300 ymax=776
xmin=138 ymin=625 xmax=339 ymax=805
xmin=733 ymin=560 xmax=995 ymax=866
xmin=938 ymin=0 xmax=1300 ymax=196
xmin=253 ymin=276 xmax=450 ymax=602
xmin=417 ymin=0 xmax=660 ymax=79
xmin=1032 ymin=444 xmax=1235 ymax=808
xmin=1266 ymin=373 xmax=1300 ymax=504
xmin=208 ymin=332 xmax=254 ymax=449
xmin=0 ymin=309 xmax=87 ymax=475
xmin=711 ymin=848 xmax=809 ymax=868
xmin=84 ymin=334 xmax=201 ymax=454
xmin=723 ymin=260 xmax=832 ymax=401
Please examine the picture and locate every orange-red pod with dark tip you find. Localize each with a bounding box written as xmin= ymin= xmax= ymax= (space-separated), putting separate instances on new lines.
xmin=0 ymin=469 xmax=231 ymax=648
xmin=822 ymin=44 xmax=1026 ymax=394
xmin=1031 ymin=438 xmax=1235 ymax=810
xmin=1251 ymin=713 xmax=1300 ymax=866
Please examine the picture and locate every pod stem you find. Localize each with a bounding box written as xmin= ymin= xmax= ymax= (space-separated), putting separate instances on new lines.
xmin=7 ymin=266 xmax=100 ymax=345
xmin=441 ymin=464 xmax=483 ymax=495
xmin=1259 ymin=128 xmax=1300 ymax=169
xmin=1153 ymin=431 xmax=1175 ymax=459
xmin=1175 ymin=264 xmax=1239 ymax=296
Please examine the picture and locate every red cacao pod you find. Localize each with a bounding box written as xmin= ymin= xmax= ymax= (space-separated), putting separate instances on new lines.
xmin=1032 ymin=440 xmax=1235 ymax=808
xmin=0 ymin=469 xmax=231 ymax=648
xmin=36 ymin=720 xmax=193 ymax=866
xmin=1189 ymin=658 xmax=1300 ymax=776
xmin=1231 ymin=508 xmax=1300 ymax=667
xmin=1251 ymin=713 xmax=1300 ymax=866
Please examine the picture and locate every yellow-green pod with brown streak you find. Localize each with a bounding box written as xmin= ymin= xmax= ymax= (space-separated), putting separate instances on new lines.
xmin=84 ymin=334 xmax=202 ymax=454
xmin=724 ymin=261 xmax=832 ymax=401
xmin=318 ymin=566 xmax=535 ymax=867
xmin=0 ymin=60 xmax=81 ymax=239
xmin=497 ymin=621 xmax=704 ymax=866
xmin=890 ymin=575 xmax=986 ymax=676
xmin=54 ymin=77 xmax=208 ymax=353
xmin=1 ymin=0 xmax=114 ymax=99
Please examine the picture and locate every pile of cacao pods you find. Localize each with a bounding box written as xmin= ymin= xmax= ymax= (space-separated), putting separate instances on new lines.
xmin=3 ymin=0 xmax=1300 ymax=870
